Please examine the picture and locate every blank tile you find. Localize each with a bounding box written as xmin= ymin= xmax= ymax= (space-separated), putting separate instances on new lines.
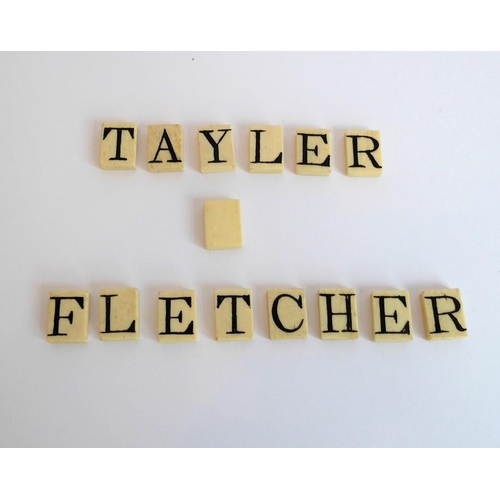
xmin=215 ymin=289 xmax=253 ymax=341
xmin=345 ymin=130 xmax=383 ymax=177
xmin=371 ymin=290 xmax=412 ymax=342
xmin=318 ymin=288 xmax=359 ymax=340
xmin=147 ymin=124 xmax=183 ymax=172
xmin=267 ymin=288 xmax=308 ymax=340
xmin=420 ymin=289 xmax=467 ymax=340
xmin=296 ymin=128 xmax=332 ymax=176
xmin=249 ymin=125 xmax=284 ymax=174
xmin=99 ymin=288 xmax=139 ymax=341
xmin=198 ymin=125 xmax=235 ymax=173
xmin=204 ymin=199 xmax=243 ymax=250
xmin=158 ymin=290 xmax=197 ymax=343
xmin=100 ymin=122 xmax=137 ymax=169
xmin=47 ymin=291 xmax=90 ymax=343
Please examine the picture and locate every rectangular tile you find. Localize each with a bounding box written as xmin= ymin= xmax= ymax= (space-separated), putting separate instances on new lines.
xmin=249 ymin=125 xmax=284 ymax=173
xmin=421 ymin=289 xmax=467 ymax=340
xmin=147 ymin=124 xmax=183 ymax=172
xmin=215 ymin=289 xmax=253 ymax=341
xmin=345 ymin=130 xmax=383 ymax=176
xmin=99 ymin=288 xmax=139 ymax=340
xmin=267 ymin=288 xmax=308 ymax=340
xmin=198 ymin=125 xmax=236 ymax=173
xmin=318 ymin=288 xmax=359 ymax=340
xmin=296 ymin=128 xmax=332 ymax=176
xmin=371 ymin=290 xmax=412 ymax=342
xmin=158 ymin=290 xmax=197 ymax=343
xmin=100 ymin=122 xmax=137 ymax=169
xmin=47 ymin=290 xmax=90 ymax=343
xmin=204 ymin=199 xmax=243 ymax=250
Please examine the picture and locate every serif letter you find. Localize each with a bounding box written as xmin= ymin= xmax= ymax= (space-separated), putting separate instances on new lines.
xmin=421 ymin=289 xmax=467 ymax=340
xmin=159 ymin=296 xmax=194 ymax=335
xmin=216 ymin=294 xmax=251 ymax=334
xmin=49 ymin=296 xmax=85 ymax=337
xmin=103 ymin=127 xmax=135 ymax=161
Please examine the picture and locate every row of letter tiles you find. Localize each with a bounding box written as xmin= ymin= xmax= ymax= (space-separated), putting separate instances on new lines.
xmin=47 ymin=288 xmax=467 ymax=343
xmin=99 ymin=122 xmax=383 ymax=176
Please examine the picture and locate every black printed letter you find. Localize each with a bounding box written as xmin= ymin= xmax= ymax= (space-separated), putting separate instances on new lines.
xmin=103 ymin=127 xmax=135 ymax=161
xmin=159 ymin=296 xmax=194 ymax=336
xmin=149 ymin=129 xmax=181 ymax=164
xmin=424 ymin=295 xmax=467 ymax=334
xmin=216 ymin=294 xmax=251 ymax=334
xmin=250 ymin=129 xmax=282 ymax=164
xmin=319 ymin=293 xmax=357 ymax=333
xmin=346 ymin=135 xmax=382 ymax=169
xmin=272 ymin=294 xmax=304 ymax=333
xmin=297 ymin=133 xmax=330 ymax=167
xmin=49 ymin=296 xmax=85 ymax=337
xmin=199 ymin=129 xmax=230 ymax=163
xmin=374 ymin=295 xmax=410 ymax=334
xmin=101 ymin=294 xmax=136 ymax=334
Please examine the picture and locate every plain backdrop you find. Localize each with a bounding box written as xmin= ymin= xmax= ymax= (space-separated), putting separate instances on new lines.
xmin=0 ymin=52 xmax=499 ymax=447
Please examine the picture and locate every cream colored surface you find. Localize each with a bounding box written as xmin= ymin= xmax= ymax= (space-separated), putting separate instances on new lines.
xmin=99 ymin=288 xmax=139 ymax=341
xmin=296 ymin=128 xmax=332 ymax=176
xmin=47 ymin=290 xmax=89 ymax=343
xmin=204 ymin=199 xmax=243 ymax=250
xmin=267 ymin=288 xmax=308 ymax=340
xmin=249 ymin=125 xmax=284 ymax=174
xmin=158 ymin=290 xmax=197 ymax=343
xmin=345 ymin=130 xmax=383 ymax=177
xmin=318 ymin=288 xmax=359 ymax=340
xmin=147 ymin=124 xmax=183 ymax=173
xmin=215 ymin=289 xmax=253 ymax=341
xmin=420 ymin=289 xmax=468 ymax=340
xmin=371 ymin=290 xmax=412 ymax=342
xmin=198 ymin=125 xmax=235 ymax=173
xmin=99 ymin=122 xmax=137 ymax=170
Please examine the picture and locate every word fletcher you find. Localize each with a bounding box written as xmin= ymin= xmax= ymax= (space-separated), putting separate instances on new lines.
xmin=99 ymin=122 xmax=383 ymax=176
xmin=47 ymin=287 xmax=467 ymax=344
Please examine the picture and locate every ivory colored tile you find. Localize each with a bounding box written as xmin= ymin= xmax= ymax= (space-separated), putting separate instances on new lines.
xmin=267 ymin=288 xmax=308 ymax=340
xmin=345 ymin=130 xmax=383 ymax=177
xmin=147 ymin=124 xmax=183 ymax=172
xmin=204 ymin=199 xmax=243 ymax=250
xmin=249 ymin=125 xmax=284 ymax=173
xmin=100 ymin=122 xmax=137 ymax=169
xmin=99 ymin=288 xmax=139 ymax=341
xmin=47 ymin=291 xmax=90 ymax=343
xmin=157 ymin=290 xmax=197 ymax=343
xmin=198 ymin=125 xmax=235 ymax=173
xmin=371 ymin=290 xmax=412 ymax=342
xmin=318 ymin=288 xmax=359 ymax=340
xmin=296 ymin=128 xmax=332 ymax=176
xmin=215 ymin=289 xmax=253 ymax=341
xmin=420 ymin=289 xmax=467 ymax=340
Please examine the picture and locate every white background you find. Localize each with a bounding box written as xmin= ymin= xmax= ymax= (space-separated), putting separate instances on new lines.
xmin=1 ymin=52 xmax=499 ymax=447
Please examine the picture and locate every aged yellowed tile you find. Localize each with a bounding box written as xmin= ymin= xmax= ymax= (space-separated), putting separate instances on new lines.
xmin=345 ymin=130 xmax=383 ymax=177
xmin=100 ymin=122 xmax=137 ymax=169
xmin=371 ymin=290 xmax=412 ymax=342
xmin=267 ymin=288 xmax=308 ymax=340
xmin=204 ymin=199 xmax=243 ymax=250
xmin=147 ymin=124 xmax=183 ymax=172
xmin=198 ymin=125 xmax=235 ymax=173
xmin=215 ymin=289 xmax=253 ymax=341
xmin=318 ymin=288 xmax=359 ymax=340
xmin=296 ymin=128 xmax=332 ymax=176
xmin=99 ymin=288 xmax=139 ymax=340
xmin=47 ymin=291 xmax=90 ymax=343
xmin=420 ymin=289 xmax=467 ymax=340
xmin=158 ymin=290 xmax=197 ymax=343
xmin=249 ymin=125 xmax=284 ymax=174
